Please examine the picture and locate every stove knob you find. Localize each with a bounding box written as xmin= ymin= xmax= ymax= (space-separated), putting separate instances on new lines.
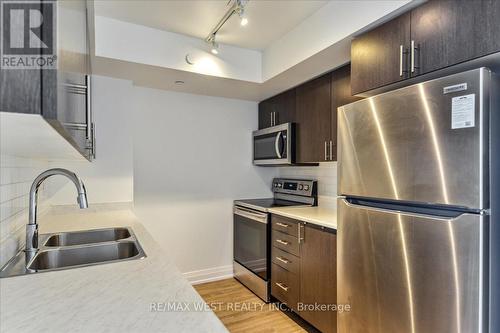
xmin=274 ymin=183 xmax=278 ymax=188
xmin=298 ymin=184 xmax=304 ymax=190
xmin=304 ymin=185 xmax=310 ymax=191
xmin=277 ymin=183 xmax=283 ymax=188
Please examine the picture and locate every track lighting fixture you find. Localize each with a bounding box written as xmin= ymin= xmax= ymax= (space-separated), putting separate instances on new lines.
xmin=205 ymin=0 xmax=249 ymax=55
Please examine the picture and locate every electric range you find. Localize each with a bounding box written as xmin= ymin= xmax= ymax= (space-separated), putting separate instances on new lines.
xmin=233 ymin=178 xmax=317 ymax=302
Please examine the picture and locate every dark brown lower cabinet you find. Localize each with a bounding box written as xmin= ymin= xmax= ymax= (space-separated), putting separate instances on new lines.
xmin=299 ymin=224 xmax=337 ymax=333
xmin=270 ymin=215 xmax=337 ymax=333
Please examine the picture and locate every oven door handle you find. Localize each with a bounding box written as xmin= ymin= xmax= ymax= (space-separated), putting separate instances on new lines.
xmin=234 ymin=206 xmax=268 ymax=224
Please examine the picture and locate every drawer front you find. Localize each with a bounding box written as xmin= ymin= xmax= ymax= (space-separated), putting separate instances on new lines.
xmin=272 ymin=246 xmax=300 ymax=275
xmin=272 ymin=230 xmax=300 ymax=256
xmin=271 ymin=263 xmax=299 ymax=310
xmin=271 ymin=215 xmax=299 ymax=237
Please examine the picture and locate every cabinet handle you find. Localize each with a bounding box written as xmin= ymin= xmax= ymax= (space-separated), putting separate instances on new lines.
xmin=276 ymin=239 xmax=289 ymax=246
xmin=324 ymin=141 xmax=328 ymax=161
xmin=275 ymin=282 xmax=289 ymax=292
xmin=298 ymin=223 xmax=304 ymax=243
xmin=276 ymin=222 xmax=289 ymax=228
xmin=275 ymin=256 xmax=290 ymax=264
xmin=399 ymin=45 xmax=404 ymax=77
xmin=411 ymin=40 xmax=419 ymax=74
xmin=270 ymin=112 xmax=273 ymax=127
xmin=329 ymin=140 xmax=333 ymax=161
xmin=298 ymin=223 xmax=302 ymax=244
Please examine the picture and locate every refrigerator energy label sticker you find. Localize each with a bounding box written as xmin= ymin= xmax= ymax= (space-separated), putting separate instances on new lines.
xmin=451 ymin=94 xmax=475 ymax=129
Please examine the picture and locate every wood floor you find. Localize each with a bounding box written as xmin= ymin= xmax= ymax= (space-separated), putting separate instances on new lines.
xmin=194 ymin=278 xmax=311 ymax=333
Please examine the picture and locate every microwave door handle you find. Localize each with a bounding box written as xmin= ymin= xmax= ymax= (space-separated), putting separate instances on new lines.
xmin=275 ymin=132 xmax=283 ymax=159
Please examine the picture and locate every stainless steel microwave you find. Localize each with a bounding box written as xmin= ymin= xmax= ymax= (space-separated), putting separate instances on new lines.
xmin=253 ymin=123 xmax=294 ymax=165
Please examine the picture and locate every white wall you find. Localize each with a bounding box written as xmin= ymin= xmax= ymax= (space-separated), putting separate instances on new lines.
xmin=262 ymin=0 xmax=410 ymax=81
xmin=95 ymin=16 xmax=262 ymax=83
xmin=132 ymin=87 xmax=276 ymax=281
xmin=48 ymin=76 xmax=134 ymax=205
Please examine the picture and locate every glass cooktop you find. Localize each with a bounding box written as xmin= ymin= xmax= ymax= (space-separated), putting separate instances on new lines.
xmin=234 ymin=198 xmax=307 ymax=212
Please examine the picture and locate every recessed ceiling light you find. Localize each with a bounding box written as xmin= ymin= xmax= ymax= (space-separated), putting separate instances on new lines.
xmin=174 ymin=80 xmax=185 ymax=85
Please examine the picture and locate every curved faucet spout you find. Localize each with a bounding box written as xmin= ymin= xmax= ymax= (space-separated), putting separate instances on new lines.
xmin=26 ymin=168 xmax=88 ymax=264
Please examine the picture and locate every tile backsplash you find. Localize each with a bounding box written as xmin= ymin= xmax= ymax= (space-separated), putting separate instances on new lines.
xmin=277 ymin=162 xmax=338 ymax=204
xmin=0 ymin=155 xmax=51 ymax=267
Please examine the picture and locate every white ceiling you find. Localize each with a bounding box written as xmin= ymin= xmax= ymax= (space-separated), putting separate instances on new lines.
xmin=94 ymin=0 xmax=328 ymax=50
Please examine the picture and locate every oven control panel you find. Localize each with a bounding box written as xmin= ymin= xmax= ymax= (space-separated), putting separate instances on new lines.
xmin=272 ymin=178 xmax=317 ymax=197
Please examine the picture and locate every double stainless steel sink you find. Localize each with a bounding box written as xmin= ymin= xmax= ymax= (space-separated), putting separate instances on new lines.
xmin=0 ymin=227 xmax=146 ymax=278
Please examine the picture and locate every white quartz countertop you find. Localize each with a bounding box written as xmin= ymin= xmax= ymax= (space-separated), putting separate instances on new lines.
xmin=268 ymin=205 xmax=337 ymax=230
xmin=0 ymin=205 xmax=227 ymax=333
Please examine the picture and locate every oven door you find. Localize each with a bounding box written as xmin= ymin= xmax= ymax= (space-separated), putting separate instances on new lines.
xmin=253 ymin=123 xmax=293 ymax=165
xmin=233 ymin=205 xmax=269 ymax=280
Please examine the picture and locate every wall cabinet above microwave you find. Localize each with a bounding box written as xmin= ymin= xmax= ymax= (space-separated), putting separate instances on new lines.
xmin=258 ymin=64 xmax=361 ymax=164
xmin=0 ymin=0 xmax=95 ymax=161
xmin=258 ymin=89 xmax=296 ymax=130
xmin=351 ymin=0 xmax=500 ymax=95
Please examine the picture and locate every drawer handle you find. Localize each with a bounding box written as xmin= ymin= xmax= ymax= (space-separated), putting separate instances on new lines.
xmin=276 ymin=222 xmax=289 ymax=228
xmin=276 ymin=239 xmax=289 ymax=246
xmin=275 ymin=256 xmax=290 ymax=264
xmin=275 ymin=282 xmax=289 ymax=292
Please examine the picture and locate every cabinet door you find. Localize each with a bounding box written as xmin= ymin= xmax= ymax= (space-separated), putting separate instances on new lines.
xmin=299 ymin=224 xmax=337 ymax=333
xmin=330 ymin=64 xmax=362 ymax=161
xmin=295 ymin=73 xmax=331 ymax=163
xmin=258 ymin=98 xmax=274 ymax=129
xmin=258 ymin=89 xmax=295 ymax=129
xmin=351 ymin=12 xmax=411 ymax=95
xmin=0 ymin=70 xmax=41 ymax=114
xmin=42 ymin=0 xmax=92 ymax=159
xmin=410 ymin=0 xmax=500 ymax=77
xmin=274 ymin=89 xmax=295 ymax=126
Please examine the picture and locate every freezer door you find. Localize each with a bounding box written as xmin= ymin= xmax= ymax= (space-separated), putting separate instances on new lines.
xmin=338 ymin=68 xmax=490 ymax=209
xmin=337 ymin=198 xmax=486 ymax=333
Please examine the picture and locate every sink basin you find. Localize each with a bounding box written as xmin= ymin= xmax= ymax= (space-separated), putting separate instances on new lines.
xmin=29 ymin=241 xmax=140 ymax=271
xmin=0 ymin=227 xmax=146 ymax=278
xmin=44 ymin=227 xmax=131 ymax=246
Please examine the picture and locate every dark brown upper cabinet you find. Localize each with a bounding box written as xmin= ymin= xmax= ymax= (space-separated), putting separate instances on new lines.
xmin=351 ymin=0 xmax=500 ymax=95
xmin=411 ymin=0 xmax=500 ymax=76
xmin=351 ymin=12 xmax=411 ymax=95
xmin=0 ymin=0 xmax=94 ymax=161
xmin=330 ymin=64 xmax=362 ymax=161
xmin=295 ymin=73 xmax=331 ymax=163
xmin=258 ymin=89 xmax=295 ymax=129
xmin=258 ymin=64 xmax=358 ymax=164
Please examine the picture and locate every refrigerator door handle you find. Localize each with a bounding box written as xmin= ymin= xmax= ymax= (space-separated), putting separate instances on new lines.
xmin=341 ymin=198 xmax=476 ymax=221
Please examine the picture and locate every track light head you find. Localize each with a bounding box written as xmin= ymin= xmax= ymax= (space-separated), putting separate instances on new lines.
xmin=210 ymin=39 xmax=219 ymax=55
xmin=238 ymin=7 xmax=248 ymax=26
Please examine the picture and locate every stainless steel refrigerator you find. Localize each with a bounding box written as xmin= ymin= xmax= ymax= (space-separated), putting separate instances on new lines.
xmin=337 ymin=68 xmax=500 ymax=333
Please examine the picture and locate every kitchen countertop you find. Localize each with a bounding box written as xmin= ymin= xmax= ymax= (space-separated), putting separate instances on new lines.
xmin=0 ymin=204 xmax=227 ymax=333
xmin=268 ymin=205 xmax=337 ymax=230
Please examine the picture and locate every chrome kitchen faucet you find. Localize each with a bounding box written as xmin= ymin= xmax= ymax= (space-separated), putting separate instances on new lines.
xmin=26 ymin=168 xmax=88 ymax=264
